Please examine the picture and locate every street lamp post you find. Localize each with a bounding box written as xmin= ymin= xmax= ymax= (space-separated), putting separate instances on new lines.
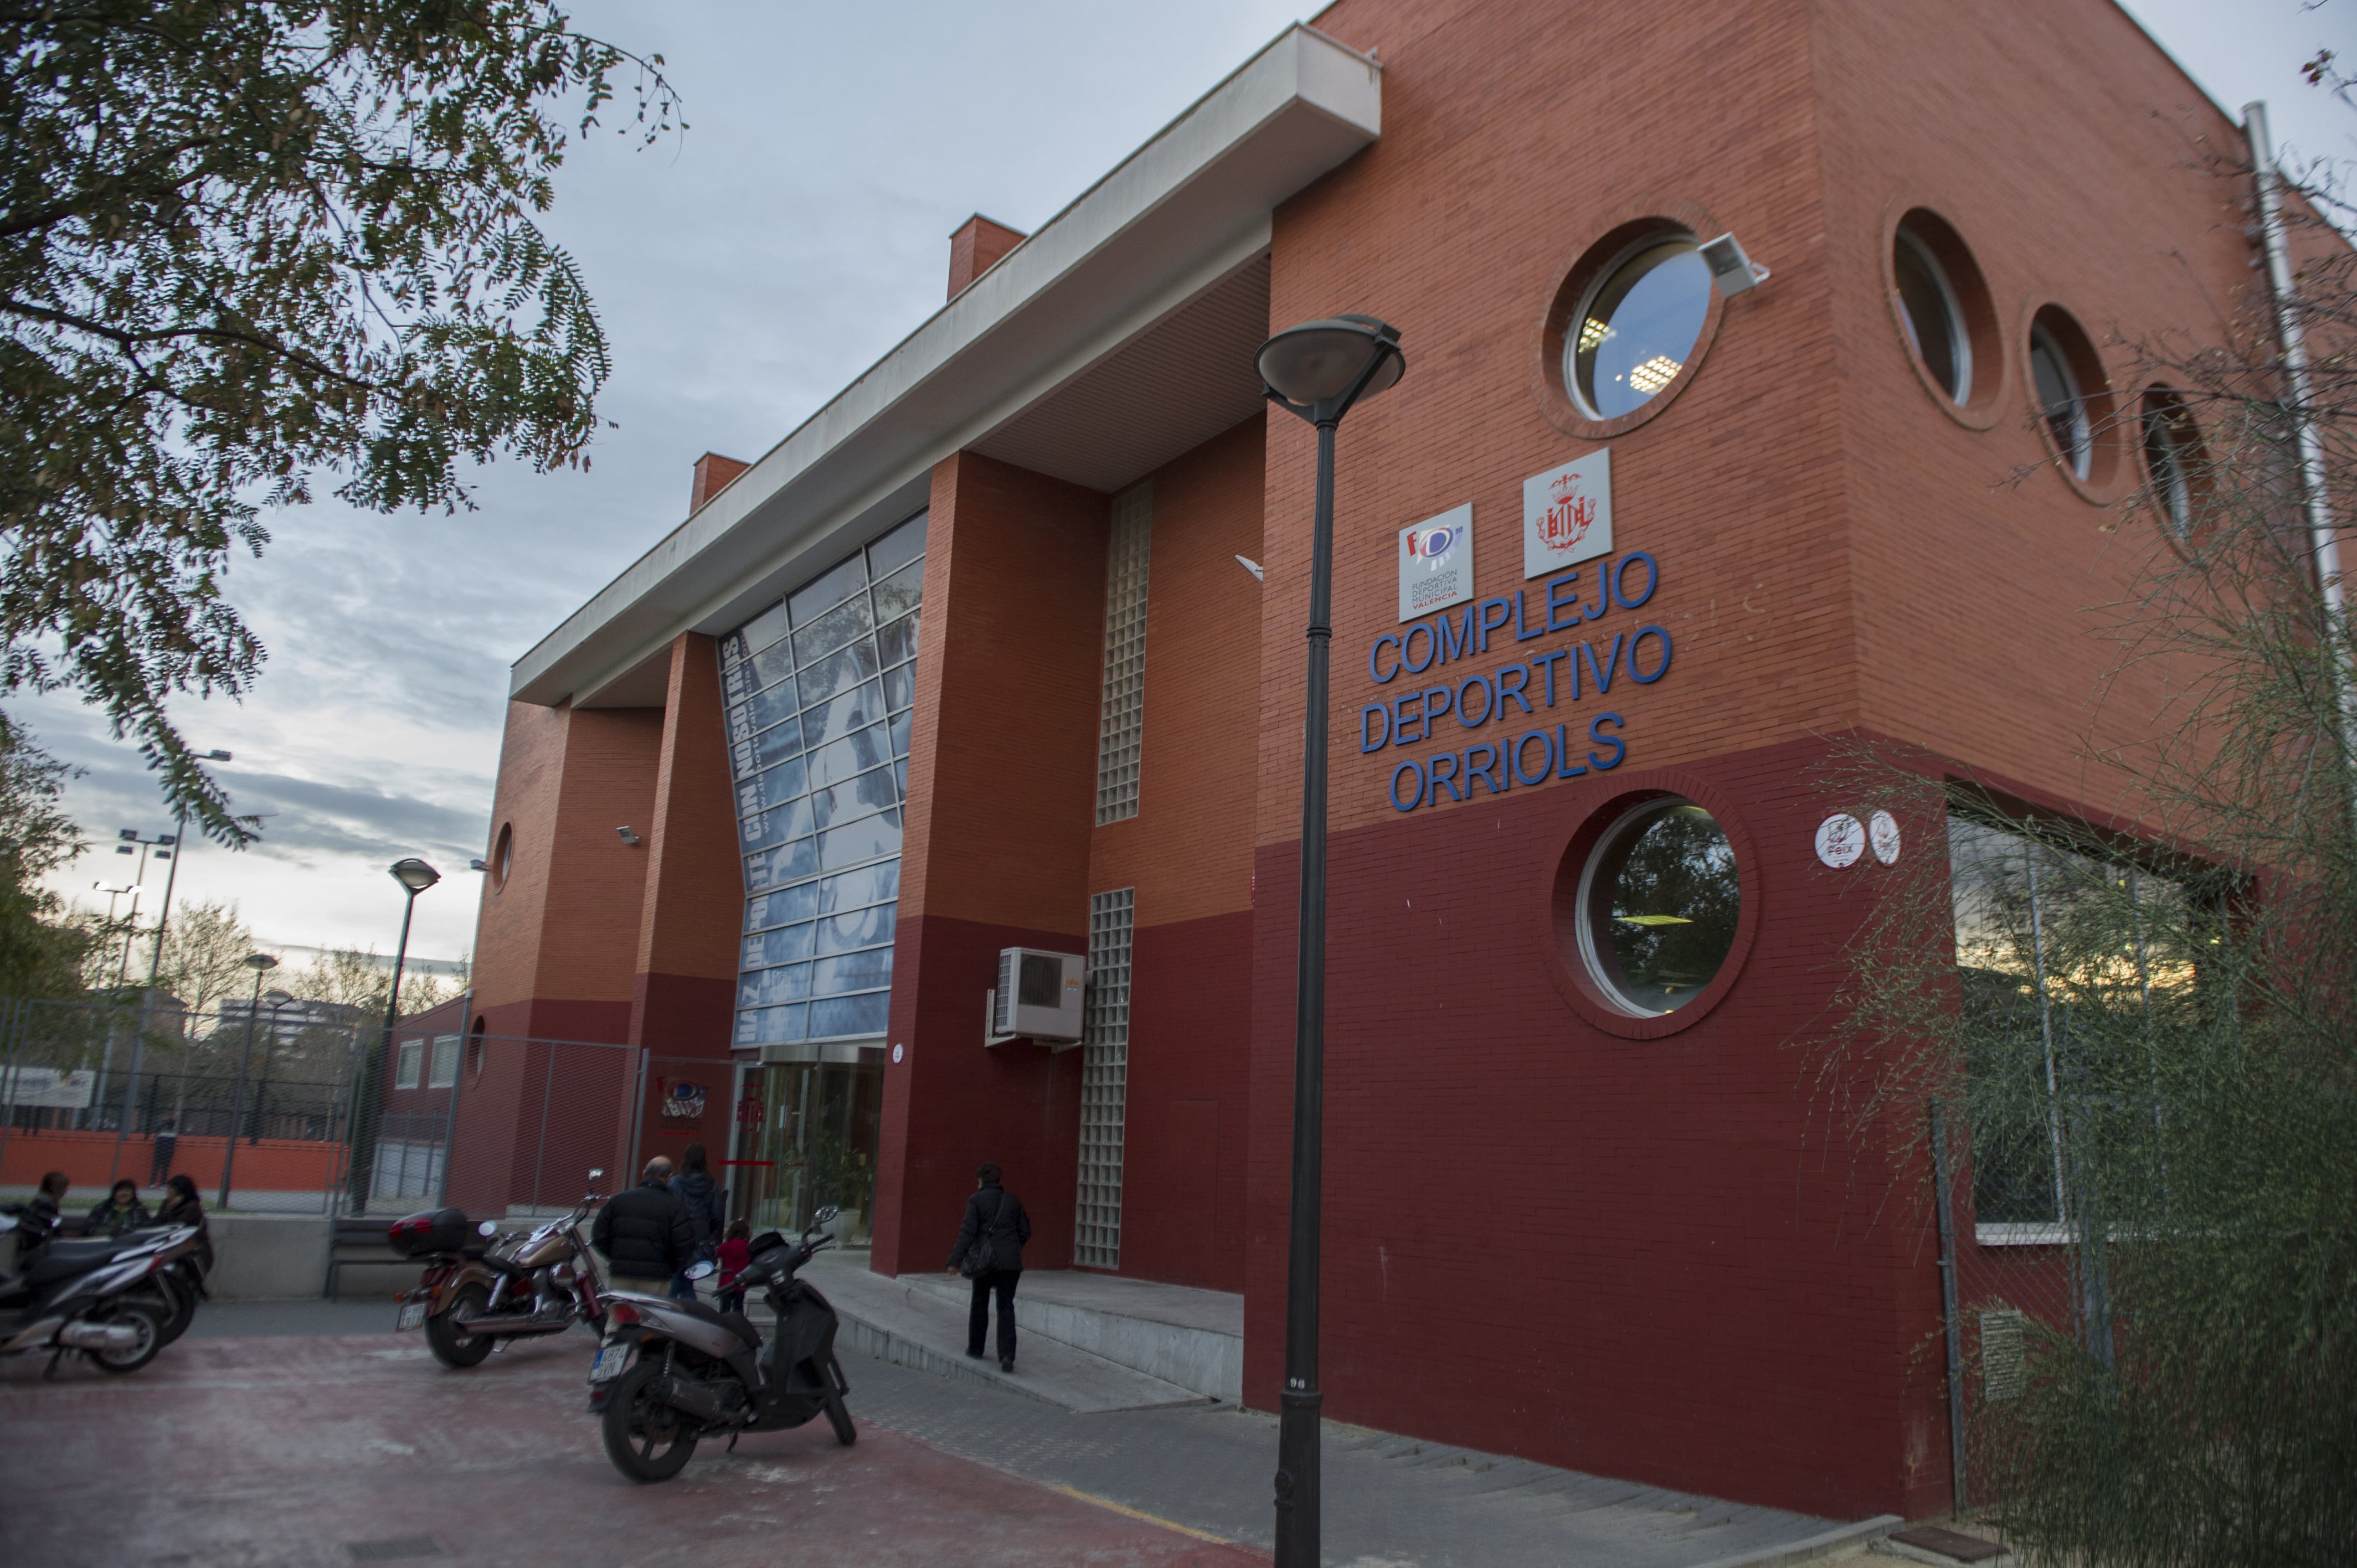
xmin=250 ymin=989 xmax=296 ymax=1145
xmin=346 ymin=858 xmax=441 ymax=1215
xmin=1255 ymin=313 xmax=1404 ymax=1568
xmin=218 ymin=952 xmax=280 ymax=1209
xmin=111 ymin=749 xmax=229 ymax=1184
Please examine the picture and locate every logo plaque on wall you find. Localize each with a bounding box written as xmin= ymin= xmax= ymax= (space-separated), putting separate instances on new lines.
xmin=1397 ymin=504 xmax=1474 ymax=622
xmin=658 ymin=1077 xmax=708 ymax=1121
xmin=1522 ymin=448 xmax=1613 ymax=578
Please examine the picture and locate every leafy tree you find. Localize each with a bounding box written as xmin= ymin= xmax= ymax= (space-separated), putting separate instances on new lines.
xmin=1815 ymin=123 xmax=2356 ymax=1566
xmin=287 ymin=943 xmax=466 ymax=1021
xmin=0 ymin=711 xmax=96 ymax=994
xmin=155 ymin=896 xmax=258 ymax=1027
xmin=0 ymin=2 xmax=676 ymax=842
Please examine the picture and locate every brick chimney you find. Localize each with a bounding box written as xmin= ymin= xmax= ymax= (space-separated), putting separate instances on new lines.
xmin=947 ymin=214 xmax=1027 ymax=301
xmin=690 ymin=452 xmax=750 ymax=514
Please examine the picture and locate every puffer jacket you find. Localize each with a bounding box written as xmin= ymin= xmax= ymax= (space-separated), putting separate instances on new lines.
xmin=669 ymin=1169 xmax=724 ymax=1261
xmin=947 ymin=1183 xmax=1031 ymax=1276
xmin=593 ymin=1177 xmax=696 ymax=1280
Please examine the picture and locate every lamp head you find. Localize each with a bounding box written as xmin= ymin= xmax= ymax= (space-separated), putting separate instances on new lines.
xmin=390 ymin=858 xmax=441 ymax=894
xmin=264 ymin=989 xmax=294 ymax=1007
xmin=243 ymin=952 xmax=278 ymax=973
xmin=1256 ymin=314 xmax=1404 ymax=409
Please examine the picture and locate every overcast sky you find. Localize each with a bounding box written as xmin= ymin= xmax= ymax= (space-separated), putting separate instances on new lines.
xmin=16 ymin=0 xmax=2355 ymax=972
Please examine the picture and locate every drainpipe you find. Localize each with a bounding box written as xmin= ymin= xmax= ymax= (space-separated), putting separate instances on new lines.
xmin=2246 ymin=101 xmax=2357 ymax=787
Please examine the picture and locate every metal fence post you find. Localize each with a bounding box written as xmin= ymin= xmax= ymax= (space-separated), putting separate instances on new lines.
xmin=529 ymin=1041 xmax=557 ymax=1214
xmin=0 ymin=997 xmax=21 ymax=1178
xmin=625 ymin=1048 xmax=649 ymax=1184
xmin=1929 ymin=1096 xmax=1969 ymax=1515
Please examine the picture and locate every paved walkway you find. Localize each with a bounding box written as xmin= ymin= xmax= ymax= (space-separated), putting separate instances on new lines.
xmin=11 ymin=1303 xmax=1882 ymax=1568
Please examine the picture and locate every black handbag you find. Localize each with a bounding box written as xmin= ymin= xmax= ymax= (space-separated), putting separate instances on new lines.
xmin=958 ymin=1190 xmax=1005 ymax=1279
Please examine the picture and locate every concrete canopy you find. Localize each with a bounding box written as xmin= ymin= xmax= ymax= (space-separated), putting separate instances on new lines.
xmin=516 ymin=23 xmax=1381 ymax=711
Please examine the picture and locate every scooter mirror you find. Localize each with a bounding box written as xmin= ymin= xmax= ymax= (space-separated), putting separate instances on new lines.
xmin=814 ymin=1205 xmax=841 ymax=1224
xmin=477 ymin=1220 xmax=498 ymax=1237
xmin=685 ymin=1258 xmax=718 ymax=1281
xmin=587 ymin=1167 xmax=603 ymax=1181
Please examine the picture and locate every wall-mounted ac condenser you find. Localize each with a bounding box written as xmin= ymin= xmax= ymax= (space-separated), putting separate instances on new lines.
xmin=991 ymin=948 xmax=1085 ymax=1043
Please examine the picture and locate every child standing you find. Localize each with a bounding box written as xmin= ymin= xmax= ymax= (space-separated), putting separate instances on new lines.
xmin=715 ymin=1218 xmax=752 ymax=1314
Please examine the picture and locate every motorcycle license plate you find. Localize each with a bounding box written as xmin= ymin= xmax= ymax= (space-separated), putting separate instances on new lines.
xmin=396 ymin=1298 xmax=428 ymax=1332
xmin=589 ymin=1343 xmax=631 ymax=1384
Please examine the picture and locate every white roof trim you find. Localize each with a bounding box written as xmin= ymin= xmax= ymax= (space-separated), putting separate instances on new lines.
xmin=514 ymin=24 xmax=1381 ymax=706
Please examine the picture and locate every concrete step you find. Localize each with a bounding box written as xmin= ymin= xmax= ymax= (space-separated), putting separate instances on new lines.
xmin=799 ymin=1251 xmax=1208 ymax=1415
xmin=898 ymin=1267 xmax=1243 ymax=1404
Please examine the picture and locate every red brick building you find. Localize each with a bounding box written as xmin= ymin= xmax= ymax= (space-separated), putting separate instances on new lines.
xmin=464 ymin=1 xmax=2294 ymax=1519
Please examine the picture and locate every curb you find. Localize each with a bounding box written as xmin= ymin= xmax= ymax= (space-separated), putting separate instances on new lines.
xmin=1688 ymin=1514 xmax=1904 ymax=1568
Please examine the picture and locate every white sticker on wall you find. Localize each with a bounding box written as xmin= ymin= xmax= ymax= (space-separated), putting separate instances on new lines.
xmin=1815 ymin=814 xmax=1865 ymax=868
xmin=890 ymin=1042 xmax=904 ymax=1064
xmin=1869 ymin=810 xmax=1901 ymax=865
xmin=1397 ymin=504 xmax=1474 ymax=622
xmin=1522 ymin=448 xmax=1613 ymax=579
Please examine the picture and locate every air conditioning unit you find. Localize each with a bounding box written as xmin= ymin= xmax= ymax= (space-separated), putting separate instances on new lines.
xmin=987 ymin=947 xmax=1085 ymax=1045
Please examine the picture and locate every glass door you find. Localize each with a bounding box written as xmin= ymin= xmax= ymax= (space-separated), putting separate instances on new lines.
xmin=742 ymin=1061 xmax=882 ymax=1244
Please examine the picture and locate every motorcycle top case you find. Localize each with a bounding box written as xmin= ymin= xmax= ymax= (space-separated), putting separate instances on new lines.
xmin=386 ymin=1207 xmax=474 ymax=1257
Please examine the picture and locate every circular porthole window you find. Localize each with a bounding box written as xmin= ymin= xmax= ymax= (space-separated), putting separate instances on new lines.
xmin=2029 ymin=324 xmax=2089 ymax=477
xmin=1893 ymin=226 xmax=1969 ymax=401
xmin=2140 ymin=388 xmax=2203 ymax=538
xmin=1567 ymin=235 xmax=1715 ymax=421
xmin=2026 ymin=305 xmax=2113 ymax=489
xmin=1576 ymin=798 xmax=1742 ymax=1016
xmin=492 ymin=822 xmax=513 ymax=890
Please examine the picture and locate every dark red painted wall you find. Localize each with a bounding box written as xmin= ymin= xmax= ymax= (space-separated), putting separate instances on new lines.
xmin=873 ymin=913 xmax=1087 ymax=1276
xmin=1116 ymin=909 xmax=1253 ymax=1293
xmin=1246 ymin=735 xmax=1951 ymax=1521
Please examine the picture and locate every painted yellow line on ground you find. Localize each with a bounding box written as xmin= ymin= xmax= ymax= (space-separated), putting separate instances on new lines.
xmin=1048 ymin=1483 xmax=1232 ymax=1544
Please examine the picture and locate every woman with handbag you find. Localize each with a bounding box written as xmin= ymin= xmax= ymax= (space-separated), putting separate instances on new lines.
xmin=946 ymin=1162 xmax=1030 ymax=1372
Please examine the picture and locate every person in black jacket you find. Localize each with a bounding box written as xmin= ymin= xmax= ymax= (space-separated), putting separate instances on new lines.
xmin=87 ymin=1179 xmax=152 ymax=1237
xmin=593 ymin=1157 xmax=696 ymax=1296
xmin=667 ymin=1143 xmax=724 ymax=1301
xmin=946 ymin=1162 xmax=1031 ymax=1372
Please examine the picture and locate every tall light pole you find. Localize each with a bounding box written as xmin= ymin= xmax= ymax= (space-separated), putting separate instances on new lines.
xmin=219 ymin=952 xmax=279 ymax=1208
xmin=250 ymin=988 xmax=297 ymax=1146
xmin=347 ymin=858 xmax=441 ymax=1215
xmin=1255 ymin=313 xmax=1404 ymax=1568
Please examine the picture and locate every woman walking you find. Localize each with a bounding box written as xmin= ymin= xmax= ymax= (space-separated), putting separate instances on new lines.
xmin=946 ymin=1162 xmax=1030 ymax=1373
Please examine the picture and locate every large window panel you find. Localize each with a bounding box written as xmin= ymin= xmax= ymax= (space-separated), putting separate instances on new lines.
xmin=719 ymin=511 xmax=926 ymax=1045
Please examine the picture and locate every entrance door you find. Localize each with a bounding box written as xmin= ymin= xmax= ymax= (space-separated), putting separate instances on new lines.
xmin=740 ymin=1061 xmax=883 ymax=1244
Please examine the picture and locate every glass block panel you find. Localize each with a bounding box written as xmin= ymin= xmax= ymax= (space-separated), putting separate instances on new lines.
xmin=1075 ymin=888 xmax=1134 ymax=1268
xmin=789 ymin=555 xmax=867 ymax=627
xmin=1097 ymin=484 xmax=1151 ymax=825
xmin=743 ymin=921 xmax=816 ymax=969
xmin=809 ymin=993 xmax=889 ymax=1039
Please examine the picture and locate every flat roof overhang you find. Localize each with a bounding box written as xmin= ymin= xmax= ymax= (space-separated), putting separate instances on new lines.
xmin=514 ymin=24 xmax=1380 ymax=710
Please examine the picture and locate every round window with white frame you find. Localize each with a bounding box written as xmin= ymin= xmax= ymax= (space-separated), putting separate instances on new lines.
xmin=1893 ymin=225 xmax=1970 ymax=402
xmin=1567 ymin=234 xmax=1716 ymax=421
xmin=2030 ymin=321 xmax=2092 ymax=478
xmin=1576 ymin=797 xmax=1742 ymax=1016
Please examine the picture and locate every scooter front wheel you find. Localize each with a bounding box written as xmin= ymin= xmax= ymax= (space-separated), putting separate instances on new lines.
xmin=84 ymin=1297 xmax=169 ymax=1375
xmin=602 ymin=1361 xmax=699 ymax=1482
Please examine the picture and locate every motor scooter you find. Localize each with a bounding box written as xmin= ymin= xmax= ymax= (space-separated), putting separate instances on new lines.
xmin=586 ymin=1206 xmax=855 ymax=1482
xmin=389 ymin=1169 xmax=609 ymax=1369
xmin=0 ymin=1213 xmax=187 ymax=1376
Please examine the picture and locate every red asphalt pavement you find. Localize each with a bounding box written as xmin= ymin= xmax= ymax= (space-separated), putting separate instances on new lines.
xmin=0 ymin=1332 xmax=1264 ymax=1567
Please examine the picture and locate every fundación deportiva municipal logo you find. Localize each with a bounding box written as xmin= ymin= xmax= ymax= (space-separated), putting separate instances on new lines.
xmin=1396 ymin=501 xmax=1474 ymax=621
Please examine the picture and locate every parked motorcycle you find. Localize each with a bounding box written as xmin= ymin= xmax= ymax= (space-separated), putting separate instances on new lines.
xmin=388 ymin=1169 xmax=609 ymax=1369
xmin=120 ymin=1224 xmax=208 ymax=1344
xmin=0 ymin=1213 xmax=188 ymax=1376
xmin=587 ymin=1206 xmax=856 ymax=1482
